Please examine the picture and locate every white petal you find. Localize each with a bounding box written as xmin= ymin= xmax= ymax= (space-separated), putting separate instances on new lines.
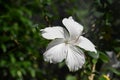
xmin=40 ymin=26 xmax=69 ymax=40
xmin=77 ymin=36 xmax=97 ymax=53
xmin=43 ymin=42 xmax=67 ymax=63
xmin=62 ymin=16 xmax=83 ymax=40
xmin=65 ymin=45 xmax=85 ymax=71
xmin=46 ymin=38 xmax=64 ymax=50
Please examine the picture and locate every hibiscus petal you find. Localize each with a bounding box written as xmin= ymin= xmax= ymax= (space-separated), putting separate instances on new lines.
xmin=40 ymin=26 xmax=69 ymax=40
xmin=62 ymin=16 xmax=83 ymax=40
xmin=65 ymin=45 xmax=85 ymax=71
xmin=46 ymin=38 xmax=64 ymax=50
xmin=43 ymin=42 xmax=67 ymax=63
xmin=77 ymin=36 xmax=97 ymax=53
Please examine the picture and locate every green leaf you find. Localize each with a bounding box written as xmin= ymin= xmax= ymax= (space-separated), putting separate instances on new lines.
xmin=109 ymin=68 xmax=120 ymax=76
xmin=114 ymin=47 xmax=120 ymax=52
xmin=92 ymin=59 xmax=98 ymax=64
xmin=58 ymin=62 xmax=65 ymax=68
xmin=29 ymin=68 xmax=36 ymax=77
xmin=66 ymin=75 xmax=77 ymax=80
xmin=0 ymin=60 xmax=6 ymax=67
xmin=87 ymin=51 xmax=99 ymax=59
xmin=9 ymin=54 xmax=16 ymax=63
xmin=17 ymin=70 xmax=22 ymax=78
xmin=99 ymin=51 xmax=109 ymax=63
xmin=1 ymin=44 xmax=6 ymax=53
xmin=10 ymin=69 xmax=17 ymax=77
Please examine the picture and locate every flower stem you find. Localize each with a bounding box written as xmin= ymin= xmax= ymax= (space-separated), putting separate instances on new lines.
xmin=88 ymin=63 xmax=96 ymax=80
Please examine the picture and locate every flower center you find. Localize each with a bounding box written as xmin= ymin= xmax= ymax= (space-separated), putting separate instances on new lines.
xmin=64 ymin=39 xmax=76 ymax=45
xmin=64 ymin=40 xmax=69 ymax=44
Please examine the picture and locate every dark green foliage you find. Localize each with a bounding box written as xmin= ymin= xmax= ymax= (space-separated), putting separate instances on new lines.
xmin=0 ymin=0 xmax=47 ymax=79
xmin=0 ymin=0 xmax=120 ymax=80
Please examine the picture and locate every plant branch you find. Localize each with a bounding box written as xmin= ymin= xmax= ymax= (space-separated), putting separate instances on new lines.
xmin=88 ymin=63 xmax=96 ymax=80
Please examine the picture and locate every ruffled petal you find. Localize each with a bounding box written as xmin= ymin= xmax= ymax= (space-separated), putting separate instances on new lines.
xmin=46 ymin=38 xmax=64 ymax=50
xmin=65 ymin=45 xmax=85 ymax=71
xmin=40 ymin=26 xmax=69 ymax=40
xmin=77 ymin=36 xmax=97 ymax=53
xmin=62 ymin=16 xmax=83 ymax=40
xmin=43 ymin=40 xmax=67 ymax=63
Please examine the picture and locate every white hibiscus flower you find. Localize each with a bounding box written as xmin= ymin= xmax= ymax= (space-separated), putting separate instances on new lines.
xmin=40 ymin=16 xmax=97 ymax=71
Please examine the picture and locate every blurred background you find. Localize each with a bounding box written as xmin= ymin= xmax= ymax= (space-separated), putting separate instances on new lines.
xmin=0 ymin=0 xmax=120 ymax=80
